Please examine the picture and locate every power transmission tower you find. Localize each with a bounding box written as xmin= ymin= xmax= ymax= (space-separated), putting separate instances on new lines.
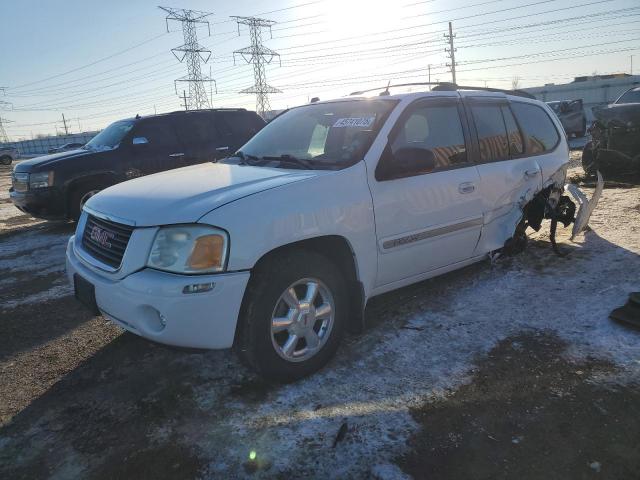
xmin=160 ymin=6 xmax=215 ymax=110
xmin=0 ymin=117 xmax=12 ymax=144
xmin=232 ymin=16 xmax=281 ymax=117
xmin=0 ymin=95 xmax=11 ymax=143
xmin=444 ymin=22 xmax=457 ymax=84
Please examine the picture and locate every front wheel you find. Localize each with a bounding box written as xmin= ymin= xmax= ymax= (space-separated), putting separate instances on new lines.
xmin=236 ymin=250 xmax=348 ymax=382
xmin=68 ymin=183 xmax=106 ymax=220
xmin=0 ymin=156 xmax=11 ymax=166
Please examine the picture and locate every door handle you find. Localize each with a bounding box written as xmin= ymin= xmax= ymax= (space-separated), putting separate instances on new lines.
xmin=169 ymin=152 xmax=185 ymax=157
xmin=524 ymin=169 xmax=540 ymax=178
xmin=458 ymin=182 xmax=475 ymax=194
xmin=216 ymin=146 xmax=230 ymax=152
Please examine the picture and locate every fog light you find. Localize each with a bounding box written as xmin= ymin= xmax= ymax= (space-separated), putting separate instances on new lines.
xmin=183 ymin=282 xmax=215 ymax=294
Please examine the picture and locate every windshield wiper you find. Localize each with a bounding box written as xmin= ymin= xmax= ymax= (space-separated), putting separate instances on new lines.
xmin=261 ymin=154 xmax=314 ymax=170
xmin=234 ymin=150 xmax=263 ymax=166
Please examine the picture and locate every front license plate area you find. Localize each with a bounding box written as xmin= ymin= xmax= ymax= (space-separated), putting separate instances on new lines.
xmin=74 ymin=274 xmax=99 ymax=315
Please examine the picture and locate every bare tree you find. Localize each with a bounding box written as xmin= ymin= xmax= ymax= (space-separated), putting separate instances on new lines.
xmin=511 ymin=75 xmax=521 ymax=90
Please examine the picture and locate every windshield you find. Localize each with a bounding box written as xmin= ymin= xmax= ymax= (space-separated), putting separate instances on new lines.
xmin=615 ymin=89 xmax=640 ymax=104
xmin=227 ymin=99 xmax=397 ymax=170
xmin=84 ymin=120 xmax=134 ymax=151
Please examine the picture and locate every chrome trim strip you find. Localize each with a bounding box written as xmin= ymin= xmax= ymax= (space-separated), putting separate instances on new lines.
xmin=382 ymin=217 xmax=483 ymax=250
xmin=83 ymin=205 xmax=137 ymax=227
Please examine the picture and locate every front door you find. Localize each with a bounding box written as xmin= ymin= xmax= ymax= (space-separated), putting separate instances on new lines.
xmin=369 ymin=98 xmax=484 ymax=288
xmin=126 ymin=117 xmax=183 ymax=177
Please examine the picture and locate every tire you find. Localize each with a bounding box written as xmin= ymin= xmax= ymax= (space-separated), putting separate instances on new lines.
xmin=68 ymin=182 xmax=107 ymax=220
xmin=236 ymin=249 xmax=348 ymax=382
xmin=0 ymin=155 xmax=11 ymax=166
xmin=582 ymin=142 xmax=596 ymax=176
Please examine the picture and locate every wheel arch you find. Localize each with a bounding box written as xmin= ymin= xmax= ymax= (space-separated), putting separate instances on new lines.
xmin=65 ymin=172 xmax=119 ymax=216
xmin=238 ymin=235 xmax=366 ymax=342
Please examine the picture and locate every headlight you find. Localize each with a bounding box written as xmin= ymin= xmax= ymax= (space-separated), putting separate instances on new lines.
xmin=147 ymin=225 xmax=228 ymax=274
xmin=29 ymin=171 xmax=54 ymax=189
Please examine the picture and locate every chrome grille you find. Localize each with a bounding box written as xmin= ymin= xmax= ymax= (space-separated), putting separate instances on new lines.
xmin=81 ymin=215 xmax=134 ymax=269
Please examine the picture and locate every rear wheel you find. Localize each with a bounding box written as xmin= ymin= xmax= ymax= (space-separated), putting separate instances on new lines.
xmin=236 ymin=250 xmax=348 ymax=382
xmin=0 ymin=155 xmax=11 ymax=166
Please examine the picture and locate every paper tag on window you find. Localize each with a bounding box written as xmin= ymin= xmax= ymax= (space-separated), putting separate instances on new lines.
xmin=333 ymin=117 xmax=375 ymax=128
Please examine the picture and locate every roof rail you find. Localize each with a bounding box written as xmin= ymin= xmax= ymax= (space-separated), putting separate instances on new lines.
xmin=349 ymin=82 xmax=535 ymax=100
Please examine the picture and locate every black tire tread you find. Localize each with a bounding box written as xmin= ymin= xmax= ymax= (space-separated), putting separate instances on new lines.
xmin=236 ymin=249 xmax=348 ymax=382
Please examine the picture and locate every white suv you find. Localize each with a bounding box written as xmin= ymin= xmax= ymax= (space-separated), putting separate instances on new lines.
xmin=66 ymin=85 xmax=600 ymax=381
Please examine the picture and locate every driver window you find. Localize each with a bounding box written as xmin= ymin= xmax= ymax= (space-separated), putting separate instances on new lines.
xmin=390 ymin=103 xmax=467 ymax=172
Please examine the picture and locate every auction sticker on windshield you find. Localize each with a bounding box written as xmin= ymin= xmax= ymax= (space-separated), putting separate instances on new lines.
xmin=333 ymin=117 xmax=375 ymax=128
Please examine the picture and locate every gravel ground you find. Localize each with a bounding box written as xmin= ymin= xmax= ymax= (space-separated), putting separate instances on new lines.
xmin=1 ymin=154 xmax=639 ymax=479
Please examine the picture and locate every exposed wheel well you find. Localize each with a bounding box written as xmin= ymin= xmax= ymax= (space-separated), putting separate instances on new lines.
xmin=247 ymin=236 xmax=365 ymax=335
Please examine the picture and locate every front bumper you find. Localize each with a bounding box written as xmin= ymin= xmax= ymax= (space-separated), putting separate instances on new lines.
xmin=66 ymin=236 xmax=250 ymax=349
xmin=9 ymin=187 xmax=66 ymax=219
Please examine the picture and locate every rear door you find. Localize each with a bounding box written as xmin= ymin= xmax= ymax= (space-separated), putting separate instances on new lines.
xmin=369 ymin=97 xmax=484 ymax=287
xmin=463 ymin=96 xmax=544 ymax=254
xmin=215 ymin=111 xmax=266 ymax=156
xmin=171 ymin=112 xmax=219 ymax=166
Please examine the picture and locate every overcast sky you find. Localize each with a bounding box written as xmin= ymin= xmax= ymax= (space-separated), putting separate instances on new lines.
xmin=1 ymin=0 xmax=638 ymax=138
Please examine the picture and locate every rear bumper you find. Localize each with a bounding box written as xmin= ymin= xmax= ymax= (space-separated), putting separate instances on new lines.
xmin=9 ymin=187 xmax=66 ymax=218
xmin=66 ymin=236 xmax=250 ymax=349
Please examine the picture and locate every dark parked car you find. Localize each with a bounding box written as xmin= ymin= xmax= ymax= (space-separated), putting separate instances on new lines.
xmin=10 ymin=109 xmax=265 ymax=219
xmin=582 ymin=86 xmax=640 ymax=176
xmin=547 ymin=99 xmax=587 ymax=137
xmin=48 ymin=142 xmax=86 ymax=154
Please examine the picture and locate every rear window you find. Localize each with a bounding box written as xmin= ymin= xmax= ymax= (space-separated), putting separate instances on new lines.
xmin=511 ymin=102 xmax=560 ymax=154
xmin=471 ymin=104 xmax=509 ymax=162
xmin=615 ymin=89 xmax=640 ymax=104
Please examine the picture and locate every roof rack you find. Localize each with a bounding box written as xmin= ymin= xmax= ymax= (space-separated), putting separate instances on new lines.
xmin=349 ymin=82 xmax=535 ymax=100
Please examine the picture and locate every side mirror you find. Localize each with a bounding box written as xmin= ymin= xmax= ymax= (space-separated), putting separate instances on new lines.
xmin=391 ymin=147 xmax=436 ymax=177
xmin=132 ymin=137 xmax=149 ymax=145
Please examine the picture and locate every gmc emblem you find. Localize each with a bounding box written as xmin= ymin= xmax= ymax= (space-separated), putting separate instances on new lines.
xmin=89 ymin=225 xmax=115 ymax=249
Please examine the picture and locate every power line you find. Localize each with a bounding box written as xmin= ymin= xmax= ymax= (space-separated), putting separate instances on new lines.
xmin=232 ymin=16 xmax=282 ymax=116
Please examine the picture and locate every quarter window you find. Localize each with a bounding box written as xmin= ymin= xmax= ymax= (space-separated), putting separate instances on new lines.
xmin=471 ymin=104 xmax=509 ymax=162
xmin=390 ymin=103 xmax=468 ymax=171
xmin=511 ymin=102 xmax=560 ymax=154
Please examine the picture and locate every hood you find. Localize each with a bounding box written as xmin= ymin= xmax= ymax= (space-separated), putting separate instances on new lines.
xmin=13 ymin=149 xmax=91 ymax=171
xmin=593 ymin=103 xmax=640 ymax=127
xmin=85 ymin=162 xmax=321 ymax=226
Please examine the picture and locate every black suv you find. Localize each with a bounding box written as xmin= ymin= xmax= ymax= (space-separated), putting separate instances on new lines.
xmin=10 ymin=109 xmax=265 ymax=219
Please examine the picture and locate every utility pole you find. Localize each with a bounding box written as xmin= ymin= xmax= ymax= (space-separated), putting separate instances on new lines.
xmin=232 ymin=16 xmax=281 ymax=118
xmin=428 ymin=64 xmax=431 ymax=90
xmin=631 ymin=55 xmax=634 ymax=75
xmin=444 ymin=22 xmax=457 ymax=84
xmin=61 ymin=113 xmax=69 ymax=135
xmin=160 ymin=6 xmax=215 ymax=110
